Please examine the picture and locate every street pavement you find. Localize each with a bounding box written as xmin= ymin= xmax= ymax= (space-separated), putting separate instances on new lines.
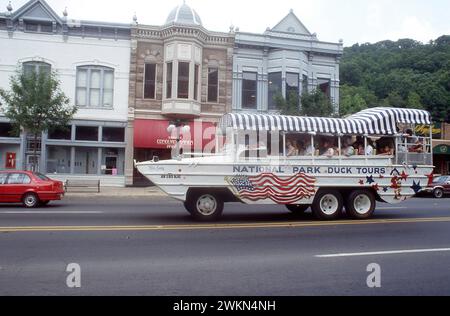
xmin=0 ymin=195 xmax=449 ymax=296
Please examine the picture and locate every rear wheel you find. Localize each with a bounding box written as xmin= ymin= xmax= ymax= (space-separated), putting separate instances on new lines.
xmin=345 ymin=190 xmax=376 ymax=220
xmin=433 ymin=188 xmax=444 ymax=199
xmin=286 ymin=204 xmax=309 ymax=215
xmin=185 ymin=192 xmax=224 ymax=222
xmin=311 ymin=190 xmax=343 ymax=221
xmin=22 ymin=193 xmax=40 ymax=208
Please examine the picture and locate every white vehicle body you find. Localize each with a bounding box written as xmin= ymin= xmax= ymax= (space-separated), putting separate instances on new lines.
xmin=136 ymin=107 xmax=434 ymax=221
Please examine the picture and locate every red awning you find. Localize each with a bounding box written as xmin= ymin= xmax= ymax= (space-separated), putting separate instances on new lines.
xmin=134 ymin=119 xmax=217 ymax=150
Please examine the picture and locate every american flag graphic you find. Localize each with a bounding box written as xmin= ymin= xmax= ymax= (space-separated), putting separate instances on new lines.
xmin=228 ymin=173 xmax=317 ymax=204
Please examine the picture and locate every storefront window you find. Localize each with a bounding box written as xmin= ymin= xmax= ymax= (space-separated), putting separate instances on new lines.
xmin=0 ymin=123 xmax=19 ymax=138
xmin=75 ymin=126 xmax=98 ymax=141
xmin=102 ymin=127 xmax=125 ymax=142
xmin=48 ymin=126 xmax=72 ymax=140
xmin=101 ymin=148 xmax=125 ymax=176
xmin=268 ymin=72 xmax=282 ymax=110
xmin=47 ymin=146 xmax=71 ymax=174
xmin=74 ymin=147 xmax=98 ymax=175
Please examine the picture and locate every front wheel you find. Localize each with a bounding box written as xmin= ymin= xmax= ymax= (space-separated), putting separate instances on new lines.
xmin=22 ymin=193 xmax=40 ymax=208
xmin=311 ymin=190 xmax=343 ymax=221
xmin=345 ymin=190 xmax=376 ymax=220
xmin=185 ymin=192 xmax=224 ymax=222
xmin=286 ymin=204 xmax=309 ymax=215
xmin=433 ymin=188 xmax=444 ymax=199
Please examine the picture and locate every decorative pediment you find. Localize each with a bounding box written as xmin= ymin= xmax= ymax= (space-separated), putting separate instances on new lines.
xmin=271 ymin=10 xmax=311 ymax=35
xmin=12 ymin=0 xmax=61 ymax=23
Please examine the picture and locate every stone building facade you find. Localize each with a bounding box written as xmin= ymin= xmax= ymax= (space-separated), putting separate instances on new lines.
xmin=126 ymin=3 xmax=234 ymax=185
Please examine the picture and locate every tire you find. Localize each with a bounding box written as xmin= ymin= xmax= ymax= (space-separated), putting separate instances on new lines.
xmin=185 ymin=191 xmax=224 ymax=222
xmin=433 ymin=188 xmax=444 ymax=199
xmin=345 ymin=190 xmax=376 ymax=220
xmin=286 ymin=204 xmax=309 ymax=215
xmin=311 ymin=189 xmax=343 ymax=221
xmin=22 ymin=193 xmax=40 ymax=208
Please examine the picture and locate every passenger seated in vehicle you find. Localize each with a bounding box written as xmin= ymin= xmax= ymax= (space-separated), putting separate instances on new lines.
xmin=405 ymin=129 xmax=424 ymax=153
xmin=320 ymin=138 xmax=337 ymax=158
xmin=286 ymin=139 xmax=299 ymax=157
xmin=342 ymin=136 xmax=356 ymax=157
xmin=378 ymin=144 xmax=394 ymax=156
xmin=304 ymin=140 xmax=315 ymax=156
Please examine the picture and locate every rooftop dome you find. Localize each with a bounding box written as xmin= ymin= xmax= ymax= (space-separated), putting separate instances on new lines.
xmin=165 ymin=2 xmax=202 ymax=27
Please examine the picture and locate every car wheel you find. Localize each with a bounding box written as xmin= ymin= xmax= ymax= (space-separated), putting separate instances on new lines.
xmin=186 ymin=192 xmax=224 ymax=222
xmin=286 ymin=204 xmax=309 ymax=215
xmin=345 ymin=190 xmax=376 ymax=220
xmin=433 ymin=188 xmax=444 ymax=199
xmin=311 ymin=190 xmax=343 ymax=221
xmin=22 ymin=193 xmax=40 ymax=208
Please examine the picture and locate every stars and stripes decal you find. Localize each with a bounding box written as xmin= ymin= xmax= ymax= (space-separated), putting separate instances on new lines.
xmin=220 ymin=107 xmax=431 ymax=136
xmin=227 ymin=173 xmax=317 ymax=204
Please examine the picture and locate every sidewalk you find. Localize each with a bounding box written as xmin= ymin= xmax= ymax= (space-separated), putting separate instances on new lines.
xmin=64 ymin=186 xmax=167 ymax=198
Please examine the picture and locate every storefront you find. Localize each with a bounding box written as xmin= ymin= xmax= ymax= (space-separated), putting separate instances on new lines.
xmin=133 ymin=119 xmax=216 ymax=185
xmin=433 ymin=144 xmax=450 ymax=175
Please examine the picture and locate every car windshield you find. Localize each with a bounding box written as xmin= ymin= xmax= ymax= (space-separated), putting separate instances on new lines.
xmin=435 ymin=176 xmax=449 ymax=183
xmin=34 ymin=172 xmax=51 ymax=181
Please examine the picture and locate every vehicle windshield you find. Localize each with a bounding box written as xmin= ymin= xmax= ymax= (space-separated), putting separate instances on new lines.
xmin=435 ymin=176 xmax=449 ymax=183
xmin=34 ymin=172 xmax=51 ymax=181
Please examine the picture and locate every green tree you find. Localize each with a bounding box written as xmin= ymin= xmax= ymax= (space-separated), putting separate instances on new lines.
xmin=300 ymin=89 xmax=334 ymax=117
xmin=0 ymin=67 xmax=77 ymax=171
xmin=406 ymin=91 xmax=424 ymax=109
xmin=276 ymin=91 xmax=301 ymax=116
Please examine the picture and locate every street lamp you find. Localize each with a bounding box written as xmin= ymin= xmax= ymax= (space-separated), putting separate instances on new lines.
xmin=168 ymin=120 xmax=190 ymax=160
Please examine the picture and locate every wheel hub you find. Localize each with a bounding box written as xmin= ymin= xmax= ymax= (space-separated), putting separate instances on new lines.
xmin=354 ymin=194 xmax=371 ymax=215
xmin=320 ymin=194 xmax=338 ymax=215
xmin=197 ymin=195 xmax=217 ymax=216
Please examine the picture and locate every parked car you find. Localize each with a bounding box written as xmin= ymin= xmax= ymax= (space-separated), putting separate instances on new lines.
xmin=421 ymin=175 xmax=450 ymax=198
xmin=0 ymin=171 xmax=65 ymax=207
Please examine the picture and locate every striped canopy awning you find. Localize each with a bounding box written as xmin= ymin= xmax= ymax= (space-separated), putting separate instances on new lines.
xmin=219 ymin=107 xmax=431 ymax=136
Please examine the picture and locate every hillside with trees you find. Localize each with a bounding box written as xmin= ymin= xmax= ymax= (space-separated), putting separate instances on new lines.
xmin=340 ymin=35 xmax=450 ymax=122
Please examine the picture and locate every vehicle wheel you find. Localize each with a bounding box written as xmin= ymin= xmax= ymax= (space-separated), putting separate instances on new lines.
xmin=186 ymin=192 xmax=224 ymax=222
xmin=22 ymin=193 xmax=40 ymax=208
xmin=345 ymin=190 xmax=376 ymax=220
xmin=311 ymin=190 xmax=343 ymax=221
xmin=286 ymin=204 xmax=309 ymax=215
xmin=433 ymin=188 xmax=444 ymax=199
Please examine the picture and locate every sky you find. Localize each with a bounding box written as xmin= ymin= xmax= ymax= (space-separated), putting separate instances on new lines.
xmin=2 ymin=0 xmax=450 ymax=46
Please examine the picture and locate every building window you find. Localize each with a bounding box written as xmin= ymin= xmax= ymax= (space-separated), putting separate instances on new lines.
xmin=177 ymin=62 xmax=190 ymax=99
xmin=194 ymin=65 xmax=199 ymax=101
xmin=48 ymin=126 xmax=72 ymax=140
xmin=75 ymin=126 xmax=99 ymax=141
xmin=47 ymin=146 xmax=71 ymax=174
xmin=302 ymin=75 xmax=308 ymax=93
xmin=24 ymin=21 xmax=52 ymax=33
xmin=207 ymin=67 xmax=219 ymax=103
xmin=286 ymin=73 xmax=299 ymax=104
xmin=166 ymin=62 xmax=173 ymax=99
xmin=268 ymin=72 xmax=282 ymax=110
xmin=318 ymin=79 xmax=331 ymax=98
xmin=242 ymin=72 xmax=257 ymax=109
xmin=102 ymin=127 xmax=125 ymax=142
xmin=0 ymin=123 xmax=19 ymax=138
xmin=23 ymin=61 xmax=51 ymax=77
xmin=76 ymin=66 xmax=114 ymax=108
xmin=144 ymin=64 xmax=156 ymax=99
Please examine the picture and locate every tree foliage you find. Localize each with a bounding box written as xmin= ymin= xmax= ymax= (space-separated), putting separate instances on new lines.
xmin=0 ymin=67 xmax=77 ymax=169
xmin=340 ymin=35 xmax=450 ymax=121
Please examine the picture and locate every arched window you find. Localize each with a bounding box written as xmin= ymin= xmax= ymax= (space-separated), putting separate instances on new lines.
xmin=76 ymin=66 xmax=114 ymax=108
xmin=23 ymin=61 xmax=51 ymax=77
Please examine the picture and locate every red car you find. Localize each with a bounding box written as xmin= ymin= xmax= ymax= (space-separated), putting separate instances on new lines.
xmin=422 ymin=175 xmax=450 ymax=198
xmin=0 ymin=171 xmax=65 ymax=208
